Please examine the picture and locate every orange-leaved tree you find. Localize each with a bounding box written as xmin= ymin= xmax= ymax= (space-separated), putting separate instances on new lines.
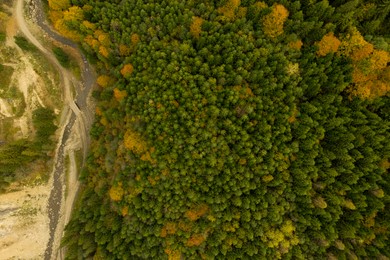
xmin=131 ymin=33 xmax=140 ymax=45
xmin=339 ymin=28 xmax=373 ymax=61
xmin=113 ymin=88 xmax=128 ymax=101
xmin=316 ymin=32 xmax=341 ymax=56
xmin=288 ymin=39 xmax=303 ymax=50
xmin=121 ymin=64 xmax=134 ymax=78
xmin=338 ymin=28 xmax=390 ymax=98
xmin=190 ymin=16 xmax=203 ymax=39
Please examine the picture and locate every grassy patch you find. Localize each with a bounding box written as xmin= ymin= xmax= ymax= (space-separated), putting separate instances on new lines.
xmin=14 ymin=36 xmax=38 ymax=52
xmin=75 ymin=149 xmax=83 ymax=168
xmin=0 ymin=118 xmax=18 ymax=141
xmin=0 ymin=85 xmax=26 ymax=117
xmin=28 ymin=54 xmax=62 ymax=109
xmin=1 ymin=0 xmax=13 ymax=7
xmin=53 ymin=47 xmax=70 ymax=68
xmin=53 ymin=46 xmax=82 ymax=79
xmin=18 ymin=159 xmax=51 ymax=187
xmin=15 ymin=201 xmax=39 ymax=217
xmin=71 ymin=63 xmax=82 ymax=80
xmin=0 ymin=47 xmax=17 ymax=63
xmin=0 ymin=64 xmax=14 ymax=92
xmin=0 ymin=32 xmax=5 ymax=42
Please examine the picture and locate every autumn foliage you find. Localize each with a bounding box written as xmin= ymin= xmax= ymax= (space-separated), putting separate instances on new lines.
xmin=109 ymin=183 xmax=124 ymax=201
xmin=185 ymin=204 xmax=209 ymax=221
xmin=262 ymin=4 xmax=289 ymax=38
xmin=338 ymin=28 xmax=390 ymax=98
xmin=261 ymin=220 xmax=299 ymax=255
xmin=48 ymin=0 xmax=70 ymax=11
xmin=48 ymin=3 xmax=83 ymax=41
xmin=123 ymin=129 xmax=147 ymax=154
xmin=186 ymin=234 xmax=206 ymax=247
xmin=288 ymin=40 xmax=303 ymax=50
xmin=120 ymin=64 xmax=134 ymax=77
xmin=339 ymin=28 xmax=374 ymax=61
xmin=113 ymin=88 xmax=128 ymax=101
xmin=98 ymin=46 xmax=109 ymax=58
xmin=164 ymin=248 xmax=181 ymax=260
xmin=190 ymin=17 xmax=203 ymax=39
xmin=119 ymin=44 xmax=131 ymax=56
xmin=131 ymin=33 xmax=140 ymax=45
xmin=160 ymin=222 xmax=177 ymax=237
xmin=96 ymin=75 xmax=113 ymax=87
xmin=313 ymin=196 xmax=328 ymax=209
xmin=218 ymin=0 xmax=241 ymax=20
xmin=84 ymin=35 xmax=99 ymax=49
xmin=316 ymin=32 xmax=341 ymax=56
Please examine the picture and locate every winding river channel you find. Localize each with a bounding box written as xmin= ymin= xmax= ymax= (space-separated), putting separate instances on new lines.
xmin=15 ymin=0 xmax=96 ymax=259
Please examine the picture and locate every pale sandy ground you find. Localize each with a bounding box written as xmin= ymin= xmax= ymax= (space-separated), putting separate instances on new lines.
xmin=0 ymin=9 xmax=46 ymax=138
xmin=0 ymin=0 xmax=83 ymax=259
xmin=0 ymin=186 xmax=50 ymax=259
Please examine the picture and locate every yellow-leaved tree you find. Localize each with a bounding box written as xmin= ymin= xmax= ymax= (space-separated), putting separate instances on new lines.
xmin=48 ymin=0 xmax=70 ymax=11
xmin=218 ymin=0 xmax=241 ymax=20
xmin=261 ymin=219 xmax=299 ymax=257
xmin=124 ymin=129 xmax=147 ymax=154
xmin=109 ymin=182 xmax=124 ymax=201
xmin=262 ymin=4 xmax=289 ymax=38
xmin=119 ymin=44 xmax=131 ymax=56
xmin=48 ymin=3 xmax=83 ymax=41
xmin=96 ymin=75 xmax=113 ymax=87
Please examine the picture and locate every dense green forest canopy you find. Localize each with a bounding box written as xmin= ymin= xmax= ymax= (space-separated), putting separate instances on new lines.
xmin=55 ymin=0 xmax=390 ymax=258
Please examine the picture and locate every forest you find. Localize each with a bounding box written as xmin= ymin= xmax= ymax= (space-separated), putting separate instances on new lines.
xmin=48 ymin=0 xmax=390 ymax=259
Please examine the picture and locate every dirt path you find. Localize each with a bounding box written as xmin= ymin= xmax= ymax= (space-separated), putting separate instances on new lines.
xmin=14 ymin=0 xmax=96 ymax=259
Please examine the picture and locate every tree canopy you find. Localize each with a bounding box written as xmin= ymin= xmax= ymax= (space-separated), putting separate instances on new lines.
xmin=59 ymin=0 xmax=390 ymax=259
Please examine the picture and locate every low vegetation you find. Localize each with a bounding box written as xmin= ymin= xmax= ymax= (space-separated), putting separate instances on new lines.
xmin=0 ymin=32 xmax=6 ymax=42
xmin=52 ymin=46 xmax=70 ymax=68
xmin=14 ymin=36 xmax=38 ymax=52
xmin=0 ymin=64 xmax=14 ymax=93
xmin=0 ymin=107 xmax=58 ymax=192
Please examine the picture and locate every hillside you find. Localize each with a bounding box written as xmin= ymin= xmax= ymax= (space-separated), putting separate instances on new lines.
xmin=0 ymin=1 xmax=61 ymax=258
xmin=0 ymin=0 xmax=94 ymax=258
xmin=58 ymin=0 xmax=390 ymax=259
